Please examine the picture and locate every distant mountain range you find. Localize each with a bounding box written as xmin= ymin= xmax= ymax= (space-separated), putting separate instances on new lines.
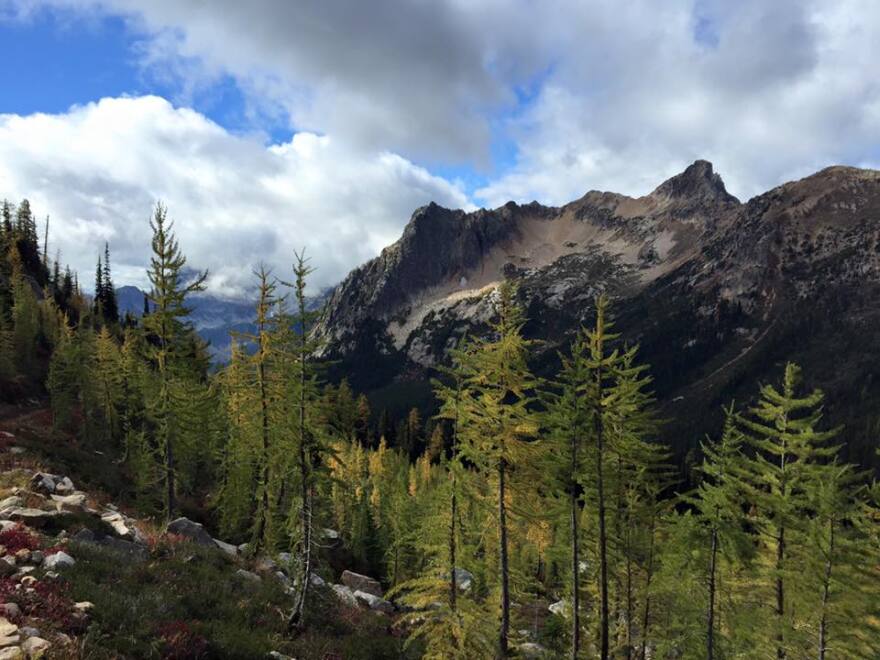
xmin=313 ymin=160 xmax=880 ymax=470
xmin=117 ymin=284 xmax=330 ymax=361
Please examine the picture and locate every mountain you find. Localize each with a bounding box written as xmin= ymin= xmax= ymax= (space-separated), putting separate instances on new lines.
xmin=314 ymin=160 xmax=880 ymax=469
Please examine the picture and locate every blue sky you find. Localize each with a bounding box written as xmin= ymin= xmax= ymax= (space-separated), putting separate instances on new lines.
xmin=0 ymin=0 xmax=878 ymax=294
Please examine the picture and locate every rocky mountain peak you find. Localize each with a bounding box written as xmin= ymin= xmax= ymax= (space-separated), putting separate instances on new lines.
xmin=650 ymin=159 xmax=739 ymax=205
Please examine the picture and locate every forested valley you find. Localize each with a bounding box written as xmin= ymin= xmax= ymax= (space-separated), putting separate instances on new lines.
xmin=0 ymin=197 xmax=878 ymax=659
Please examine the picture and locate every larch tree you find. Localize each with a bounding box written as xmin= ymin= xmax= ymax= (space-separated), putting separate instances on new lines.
xmin=738 ymin=363 xmax=840 ymax=658
xmin=142 ymin=203 xmax=207 ymax=520
xmin=455 ymin=281 xmax=539 ymax=657
xmin=285 ymin=250 xmax=328 ymax=632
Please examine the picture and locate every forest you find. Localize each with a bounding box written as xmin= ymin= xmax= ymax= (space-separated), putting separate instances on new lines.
xmin=1 ymin=197 xmax=879 ymax=659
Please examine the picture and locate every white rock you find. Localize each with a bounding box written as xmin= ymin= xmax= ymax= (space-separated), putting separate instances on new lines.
xmin=0 ymin=647 xmax=21 ymax=659
xmin=0 ymin=618 xmax=16 ymax=638
xmin=43 ymin=552 xmax=75 ymax=570
xmin=353 ymin=590 xmax=395 ymax=614
xmin=321 ymin=528 xmax=340 ymax=540
xmin=0 ymin=498 xmax=21 ymax=510
xmin=549 ymin=599 xmax=570 ymax=618
xmin=21 ymin=635 xmax=50 ymax=657
xmin=53 ymin=477 xmax=75 ymax=495
xmin=331 ymin=584 xmax=358 ymax=607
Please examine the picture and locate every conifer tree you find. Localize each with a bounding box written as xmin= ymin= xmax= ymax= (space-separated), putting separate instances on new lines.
xmin=286 ymin=250 xmax=328 ymax=631
xmin=454 ymin=282 xmax=539 ymax=657
xmin=142 ymin=203 xmax=207 ymax=519
xmin=738 ymin=363 xmax=840 ymax=658
xmin=689 ymin=404 xmax=752 ymax=659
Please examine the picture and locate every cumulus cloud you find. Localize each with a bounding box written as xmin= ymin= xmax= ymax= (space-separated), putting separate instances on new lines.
xmin=476 ymin=0 xmax=880 ymax=205
xmin=0 ymin=96 xmax=470 ymax=294
xmin=2 ymin=0 xmax=880 ymax=293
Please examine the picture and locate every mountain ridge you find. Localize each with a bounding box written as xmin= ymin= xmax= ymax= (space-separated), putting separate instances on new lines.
xmin=313 ymin=160 xmax=880 ymax=468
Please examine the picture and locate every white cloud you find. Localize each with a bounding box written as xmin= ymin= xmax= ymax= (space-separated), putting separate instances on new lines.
xmin=476 ymin=0 xmax=880 ymax=205
xmin=0 ymin=96 xmax=470 ymax=295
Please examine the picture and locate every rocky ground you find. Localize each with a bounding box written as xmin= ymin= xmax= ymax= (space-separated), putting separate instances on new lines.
xmin=0 ymin=404 xmax=416 ymax=659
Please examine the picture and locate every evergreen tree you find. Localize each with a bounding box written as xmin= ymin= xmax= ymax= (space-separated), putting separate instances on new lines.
xmin=738 ymin=363 xmax=840 ymax=658
xmin=454 ymin=282 xmax=539 ymax=656
xmin=142 ymin=203 xmax=207 ymax=520
xmin=286 ymin=250 xmax=328 ymax=631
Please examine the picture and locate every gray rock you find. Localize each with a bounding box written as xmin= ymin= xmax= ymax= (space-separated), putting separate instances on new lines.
xmin=353 ymin=590 xmax=394 ymax=614
xmin=70 ymin=528 xmax=148 ymax=561
xmin=254 ymin=557 xmax=278 ymax=574
xmin=341 ymin=570 xmax=383 ymax=597
xmin=29 ymin=551 xmax=43 ymax=566
xmin=21 ymin=636 xmax=50 ymax=656
xmin=18 ymin=626 xmax=39 ymax=638
xmin=0 ymin=497 xmax=21 ymax=511
xmin=166 ymin=517 xmax=215 ymax=547
xmin=29 ymin=473 xmax=56 ymax=495
xmin=235 ymin=569 xmax=261 ymax=585
xmin=0 ymin=559 xmax=15 ymax=577
xmin=452 ymin=567 xmax=473 ymax=592
xmin=43 ymin=552 xmax=75 ymax=570
xmin=6 ymin=508 xmax=62 ymax=528
xmin=53 ymin=477 xmax=75 ymax=495
xmin=309 ymin=572 xmax=326 ymax=587
xmin=0 ymin=605 xmax=19 ymax=619
xmin=331 ymin=584 xmax=358 ymax=607
xmin=213 ymin=538 xmax=238 ymax=556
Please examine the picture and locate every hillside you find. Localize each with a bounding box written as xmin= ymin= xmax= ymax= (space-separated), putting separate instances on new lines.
xmin=314 ymin=161 xmax=880 ymax=469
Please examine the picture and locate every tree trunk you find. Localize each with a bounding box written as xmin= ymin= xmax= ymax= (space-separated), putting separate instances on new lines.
xmin=640 ymin=515 xmax=657 ymax=660
xmin=570 ymin=432 xmax=581 ymax=660
xmin=498 ymin=459 xmax=510 ymax=658
xmin=776 ymin=524 xmax=786 ymax=659
xmin=450 ymin=474 xmax=458 ymax=613
xmin=596 ymin=388 xmax=610 ymax=660
xmin=253 ymin=354 xmax=270 ymax=550
xmin=818 ymin=518 xmax=834 ymax=660
xmin=707 ymin=526 xmax=718 ymax=660
xmin=290 ymin=313 xmax=313 ymax=631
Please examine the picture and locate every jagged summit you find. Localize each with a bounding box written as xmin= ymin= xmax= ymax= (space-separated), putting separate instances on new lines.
xmin=650 ymin=159 xmax=739 ymax=205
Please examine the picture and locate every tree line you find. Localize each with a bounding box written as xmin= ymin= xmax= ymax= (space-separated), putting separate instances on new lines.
xmin=3 ymin=198 xmax=878 ymax=658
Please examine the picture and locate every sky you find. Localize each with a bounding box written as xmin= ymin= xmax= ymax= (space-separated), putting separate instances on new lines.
xmin=0 ymin=0 xmax=878 ymax=296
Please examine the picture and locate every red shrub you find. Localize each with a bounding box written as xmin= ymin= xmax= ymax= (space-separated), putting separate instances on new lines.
xmin=0 ymin=525 xmax=41 ymax=553
xmin=0 ymin=577 xmax=84 ymax=633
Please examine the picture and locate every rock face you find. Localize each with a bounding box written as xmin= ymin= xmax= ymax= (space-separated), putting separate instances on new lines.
xmin=314 ymin=162 xmax=880 ymax=466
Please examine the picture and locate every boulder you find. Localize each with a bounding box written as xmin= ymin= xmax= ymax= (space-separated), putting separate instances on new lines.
xmin=331 ymin=584 xmax=358 ymax=608
xmin=0 ymin=605 xmax=19 ymax=619
xmin=235 ymin=569 xmax=261 ymax=585
xmin=29 ymin=473 xmax=55 ymax=495
xmin=452 ymin=567 xmax=473 ymax=592
xmin=213 ymin=538 xmax=238 ymax=556
xmin=0 ymin=648 xmax=20 ymax=659
xmin=340 ymin=570 xmax=383 ymax=597
xmin=43 ymin=552 xmax=74 ymax=570
xmin=21 ymin=636 xmax=50 ymax=657
xmin=6 ymin=509 xmax=64 ymax=528
xmin=309 ymin=572 xmax=326 ymax=588
xmin=0 ymin=559 xmax=15 ymax=578
xmin=0 ymin=497 xmax=21 ymax=511
xmin=254 ymin=557 xmax=278 ymax=574
xmin=53 ymin=477 xmax=74 ymax=495
xmin=166 ymin=518 xmax=215 ymax=547
xmin=70 ymin=528 xmax=148 ymax=561
xmin=353 ymin=590 xmax=395 ymax=614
